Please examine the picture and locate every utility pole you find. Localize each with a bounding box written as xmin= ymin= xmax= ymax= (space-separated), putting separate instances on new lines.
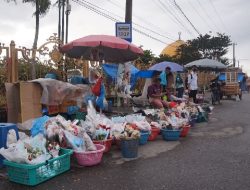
xmin=125 ymin=0 xmax=132 ymax=23
xmin=65 ymin=0 xmax=71 ymax=43
xmin=233 ymin=42 xmax=237 ymax=67
xmin=58 ymin=0 xmax=61 ymax=42
xmin=61 ymin=0 xmax=65 ymax=44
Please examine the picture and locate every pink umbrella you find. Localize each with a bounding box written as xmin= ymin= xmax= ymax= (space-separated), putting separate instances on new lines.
xmin=60 ymin=35 xmax=143 ymax=62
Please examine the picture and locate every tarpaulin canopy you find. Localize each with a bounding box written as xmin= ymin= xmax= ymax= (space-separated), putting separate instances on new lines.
xmin=185 ymin=58 xmax=227 ymax=69
xmin=102 ymin=63 xmax=154 ymax=89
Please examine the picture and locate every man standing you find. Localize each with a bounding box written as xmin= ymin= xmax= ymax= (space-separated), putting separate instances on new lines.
xmin=188 ymin=66 xmax=198 ymax=103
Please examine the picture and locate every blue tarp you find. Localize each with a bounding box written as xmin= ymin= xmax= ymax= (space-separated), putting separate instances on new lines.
xmin=102 ymin=64 xmax=154 ymax=89
xmin=136 ymin=70 xmax=155 ymax=78
xmin=219 ymin=73 xmax=244 ymax=82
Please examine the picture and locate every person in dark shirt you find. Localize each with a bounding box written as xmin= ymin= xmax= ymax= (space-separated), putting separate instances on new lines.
xmin=165 ymin=67 xmax=174 ymax=101
xmin=147 ymin=76 xmax=169 ymax=109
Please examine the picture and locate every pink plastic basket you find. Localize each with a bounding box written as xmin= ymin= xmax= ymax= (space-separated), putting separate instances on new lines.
xmin=74 ymin=144 xmax=105 ymax=166
xmin=93 ymin=138 xmax=112 ymax=153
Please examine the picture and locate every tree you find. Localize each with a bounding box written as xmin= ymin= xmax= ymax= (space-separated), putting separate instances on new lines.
xmin=175 ymin=33 xmax=231 ymax=65
xmin=5 ymin=0 xmax=51 ymax=79
xmin=155 ymin=54 xmax=175 ymax=63
xmin=138 ymin=49 xmax=155 ymax=65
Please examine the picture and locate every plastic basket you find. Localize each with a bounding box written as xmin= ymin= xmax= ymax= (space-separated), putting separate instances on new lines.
xmin=139 ymin=131 xmax=150 ymax=145
xmin=120 ymin=139 xmax=139 ymax=158
xmin=148 ymin=127 xmax=160 ymax=141
xmin=161 ymin=129 xmax=181 ymax=141
xmin=93 ymin=138 xmax=112 ymax=153
xmin=71 ymin=112 xmax=87 ymax=121
xmin=3 ymin=148 xmax=73 ymax=186
xmin=180 ymin=125 xmax=191 ymax=137
xmin=74 ymin=144 xmax=105 ymax=166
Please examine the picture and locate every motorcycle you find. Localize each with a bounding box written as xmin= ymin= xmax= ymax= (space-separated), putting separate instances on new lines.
xmin=210 ymin=78 xmax=224 ymax=105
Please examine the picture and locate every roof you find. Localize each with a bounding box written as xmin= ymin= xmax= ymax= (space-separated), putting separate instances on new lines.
xmin=160 ymin=40 xmax=185 ymax=57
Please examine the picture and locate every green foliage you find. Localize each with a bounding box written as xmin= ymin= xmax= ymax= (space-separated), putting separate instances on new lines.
xmin=155 ymin=54 xmax=175 ymax=63
xmin=18 ymin=59 xmax=55 ymax=80
xmin=23 ymin=0 xmax=51 ymax=16
xmin=138 ymin=49 xmax=155 ymax=64
xmin=175 ymin=33 xmax=231 ymax=65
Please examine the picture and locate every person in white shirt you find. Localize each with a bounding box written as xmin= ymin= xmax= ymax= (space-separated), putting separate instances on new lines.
xmin=188 ymin=66 xmax=198 ymax=103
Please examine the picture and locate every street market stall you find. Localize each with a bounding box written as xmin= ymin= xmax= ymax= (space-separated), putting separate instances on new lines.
xmin=219 ymin=69 xmax=243 ymax=100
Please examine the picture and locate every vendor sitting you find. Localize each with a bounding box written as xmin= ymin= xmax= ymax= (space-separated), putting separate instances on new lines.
xmin=147 ymin=76 xmax=169 ymax=109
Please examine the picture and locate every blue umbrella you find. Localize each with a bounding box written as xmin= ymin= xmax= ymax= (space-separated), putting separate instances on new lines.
xmin=148 ymin=61 xmax=183 ymax=72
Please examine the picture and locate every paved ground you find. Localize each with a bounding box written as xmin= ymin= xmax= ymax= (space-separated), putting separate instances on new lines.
xmin=1 ymin=93 xmax=250 ymax=190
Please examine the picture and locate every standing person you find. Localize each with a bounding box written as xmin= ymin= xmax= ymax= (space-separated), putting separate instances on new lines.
xmin=188 ymin=66 xmax=198 ymax=103
xmin=159 ymin=69 xmax=167 ymax=92
xmin=165 ymin=67 xmax=174 ymax=101
xmin=147 ymin=76 xmax=169 ymax=109
xmin=175 ymin=72 xmax=184 ymax=98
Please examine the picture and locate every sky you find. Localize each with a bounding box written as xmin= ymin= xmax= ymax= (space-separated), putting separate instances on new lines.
xmin=0 ymin=0 xmax=249 ymax=73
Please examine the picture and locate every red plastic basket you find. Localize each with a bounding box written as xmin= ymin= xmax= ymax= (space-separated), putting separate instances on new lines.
xmin=180 ymin=125 xmax=191 ymax=137
xmin=148 ymin=127 xmax=160 ymax=141
xmin=74 ymin=144 xmax=105 ymax=166
xmin=93 ymin=138 xmax=112 ymax=153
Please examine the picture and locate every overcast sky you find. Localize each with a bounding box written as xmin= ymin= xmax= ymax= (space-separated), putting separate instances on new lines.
xmin=0 ymin=0 xmax=249 ymax=73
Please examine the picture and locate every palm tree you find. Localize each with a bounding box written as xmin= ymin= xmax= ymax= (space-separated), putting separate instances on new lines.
xmin=5 ymin=0 xmax=51 ymax=79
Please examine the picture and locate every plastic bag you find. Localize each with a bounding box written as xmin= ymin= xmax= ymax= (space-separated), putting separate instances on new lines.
xmin=126 ymin=114 xmax=145 ymax=123
xmin=82 ymin=132 xmax=96 ymax=151
xmin=7 ymin=130 xmax=28 ymax=147
xmin=17 ymin=119 xmax=34 ymax=131
xmin=0 ymin=134 xmax=51 ymax=164
xmin=134 ymin=121 xmax=151 ymax=131
xmin=31 ymin=116 xmax=50 ymax=137
xmin=92 ymin=78 xmax=102 ymax=96
xmin=64 ymin=130 xmax=85 ymax=151
xmin=0 ymin=142 xmax=28 ymax=163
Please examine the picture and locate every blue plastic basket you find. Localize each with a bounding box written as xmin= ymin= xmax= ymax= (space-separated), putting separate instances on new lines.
xmin=161 ymin=129 xmax=181 ymax=141
xmin=4 ymin=148 xmax=73 ymax=186
xmin=120 ymin=139 xmax=139 ymax=158
xmin=139 ymin=131 xmax=150 ymax=145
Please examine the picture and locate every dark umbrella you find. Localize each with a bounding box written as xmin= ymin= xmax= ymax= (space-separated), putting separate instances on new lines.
xmin=60 ymin=35 xmax=143 ymax=62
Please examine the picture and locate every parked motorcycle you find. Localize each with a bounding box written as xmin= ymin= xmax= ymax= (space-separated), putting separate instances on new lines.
xmin=210 ymin=78 xmax=224 ymax=105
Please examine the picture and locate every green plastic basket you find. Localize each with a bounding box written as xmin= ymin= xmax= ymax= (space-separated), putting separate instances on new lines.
xmin=71 ymin=111 xmax=87 ymax=121
xmin=3 ymin=148 xmax=73 ymax=186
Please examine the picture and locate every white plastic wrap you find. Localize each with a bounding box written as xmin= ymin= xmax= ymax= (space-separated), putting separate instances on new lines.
xmin=32 ymin=78 xmax=91 ymax=105
xmin=134 ymin=121 xmax=151 ymax=131
xmin=0 ymin=134 xmax=51 ymax=165
xmin=7 ymin=130 xmax=28 ymax=147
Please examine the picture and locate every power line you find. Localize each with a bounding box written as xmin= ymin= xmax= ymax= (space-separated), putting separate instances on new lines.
xmin=164 ymin=0 xmax=196 ymax=36
xmin=154 ymin=0 xmax=195 ymax=37
xmin=107 ymin=0 xmax=176 ymax=39
xmin=72 ymin=0 xmax=175 ymax=45
xmin=172 ymin=0 xmax=200 ymax=35
xmin=187 ymin=0 xmax=213 ymax=32
xmin=208 ymin=0 xmax=228 ymax=33
xmin=81 ymin=0 xmax=176 ymax=41
xmin=196 ymin=0 xmax=222 ymax=32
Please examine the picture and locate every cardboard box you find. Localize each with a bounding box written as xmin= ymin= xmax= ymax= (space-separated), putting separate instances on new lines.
xmin=59 ymin=100 xmax=77 ymax=113
xmin=6 ymin=82 xmax=43 ymax=123
xmin=47 ymin=105 xmax=60 ymax=115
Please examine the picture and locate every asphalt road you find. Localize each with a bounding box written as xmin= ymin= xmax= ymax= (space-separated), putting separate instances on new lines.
xmin=1 ymin=94 xmax=250 ymax=190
